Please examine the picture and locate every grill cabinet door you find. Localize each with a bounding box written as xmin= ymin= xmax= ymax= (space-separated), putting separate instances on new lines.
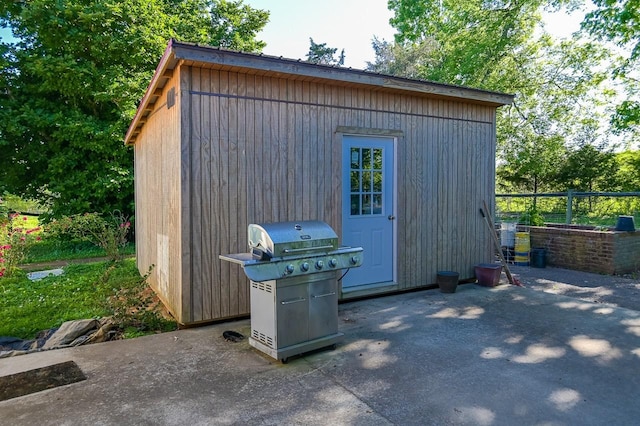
xmin=276 ymin=281 xmax=309 ymax=348
xmin=308 ymin=276 xmax=338 ymax=340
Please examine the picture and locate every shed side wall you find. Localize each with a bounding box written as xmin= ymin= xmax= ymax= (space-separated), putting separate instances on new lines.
xmin=183 ymin=67 xmax=496 ymax=323
xmin=134 ymin=70 xmax=184 ymax=322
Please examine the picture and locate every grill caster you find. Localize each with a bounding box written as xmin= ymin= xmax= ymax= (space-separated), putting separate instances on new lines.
xmin=280 ymin=357 xmax=289 ymax=364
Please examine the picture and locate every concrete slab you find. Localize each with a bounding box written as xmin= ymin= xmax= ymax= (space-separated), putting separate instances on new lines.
xmin=1 ymin=276 xmax=639 ymax=425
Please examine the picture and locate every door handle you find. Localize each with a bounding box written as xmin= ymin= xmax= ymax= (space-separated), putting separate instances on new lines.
xmin=388 ymin=215 xmax=395 ymax=220
xmin=312 ymin=292 xmax=336 ymax=299
xmin=281 ymin=297 xmax=306 ymax=305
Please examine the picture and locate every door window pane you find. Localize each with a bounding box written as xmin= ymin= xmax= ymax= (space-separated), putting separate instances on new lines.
xmin=373 ymin=172 xmax=382 ymax=192
xmin=350 ymin=195 xmax=360 ymax=215
xmin=362 ymin=194 xmax=372 ymax=215
xmin=350 ymin=171 xmax=360 ymax=192
xmin=373 ymin=149 xmax=382 ymax=170
xmin=362 ymin=171 xmax=371 ymax=192
xmin=351 ymin=148 xmax=360 ymax=169
xmin=373 ymin=194 xmax=382 ymax=214
xmin=362 ymin=149 xmax=372 ymax=170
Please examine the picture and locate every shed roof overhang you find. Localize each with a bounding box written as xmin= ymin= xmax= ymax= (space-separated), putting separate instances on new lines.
xmin=125 ymin=40 xmax=514 ymax=145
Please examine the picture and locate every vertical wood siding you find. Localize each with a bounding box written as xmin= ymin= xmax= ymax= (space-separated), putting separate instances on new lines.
xmin=135 ymin=70 xmax=184 ymax=322
xmin=137 ymin=65 xmax=498 ymax=324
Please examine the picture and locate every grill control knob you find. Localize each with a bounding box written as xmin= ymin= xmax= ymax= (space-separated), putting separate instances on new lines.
xmin=300 ymin=262 xmax=309 ymax=272
xmin=315 ymin=260 xmax=324 ymax=270
xmin=285 ymin=264 xmax=295 ymax=274
xmin=328 ymin=258 xmax=337 ymax=268
xmin=350 ymin=256 xmax=359 ymax=265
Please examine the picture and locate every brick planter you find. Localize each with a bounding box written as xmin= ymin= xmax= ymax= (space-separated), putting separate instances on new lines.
xmin=525 ymin=225 xmax=640 ymax=275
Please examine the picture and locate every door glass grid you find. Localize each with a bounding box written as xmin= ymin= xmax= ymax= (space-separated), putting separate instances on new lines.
xmin=350 ymin=147 xmax=383 ymax=215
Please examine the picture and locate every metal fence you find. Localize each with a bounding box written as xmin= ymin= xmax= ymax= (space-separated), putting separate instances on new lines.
xmin=495 ymin=191 xmax=640 ymax=227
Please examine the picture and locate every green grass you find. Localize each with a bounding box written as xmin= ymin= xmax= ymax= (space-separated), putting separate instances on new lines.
xmin=1 ymin=214 xmax=135 ymax=264
xmin=0 ymin=259 xmax=176 ymax=340
xmin=24 ymin=240 xmax=136 ymax=264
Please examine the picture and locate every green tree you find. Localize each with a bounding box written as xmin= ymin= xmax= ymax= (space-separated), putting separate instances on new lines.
xmin=0 ymin=0 xmax=268 ymax=218
xmin=497 ymin=135 xmax=566 ymax=193
xmin=581 ymin=0 xmax=639 ymax=138
xmin=556 ymin=143 xmax=618 ymax=192
xmin=381 ymin=1 xmax=615 ymax=193
xmin=306 ymin=38 xmax=345 ymax=66
xmin=614 ymin=150 xmax=640 ymax=191
xmin=366 ymin=36 xmax=439 ymax=79
xmin=387 ymin=0 xmax=569 ymax=90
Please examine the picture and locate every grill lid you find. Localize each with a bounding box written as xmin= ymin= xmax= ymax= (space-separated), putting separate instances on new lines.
xmin=248 ymin=221 xmax=338 ymax=259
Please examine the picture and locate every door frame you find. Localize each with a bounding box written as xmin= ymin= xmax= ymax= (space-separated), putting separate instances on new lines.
xmin=339 ymin=131 xmax=398 ymax=291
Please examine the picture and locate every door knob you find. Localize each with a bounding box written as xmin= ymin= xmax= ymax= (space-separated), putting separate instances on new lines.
xmin=388 ymin=215 xmax=395 ymax=220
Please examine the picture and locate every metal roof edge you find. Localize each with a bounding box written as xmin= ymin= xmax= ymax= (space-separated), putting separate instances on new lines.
xmin=125 ymin=39 xmax=176 ymax=145
xmin=170 ymin=40 xmax=515 ymax=106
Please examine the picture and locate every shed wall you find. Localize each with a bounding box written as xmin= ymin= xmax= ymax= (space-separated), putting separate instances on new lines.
xmin=134 ymin=71 xmax=184 ymax=321
xmin=178 ymin=66 xmax=496 ymax=324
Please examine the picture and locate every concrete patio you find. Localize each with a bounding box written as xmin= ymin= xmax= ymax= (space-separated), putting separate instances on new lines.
xmin=1 ymin=266 xmax=639 ymax=425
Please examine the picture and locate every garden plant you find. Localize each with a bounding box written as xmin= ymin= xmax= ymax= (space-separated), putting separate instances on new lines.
xmin=0 ymin=208 xmax=176 ymax=341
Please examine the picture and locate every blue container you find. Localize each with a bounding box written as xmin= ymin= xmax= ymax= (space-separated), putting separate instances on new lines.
xmin=615 ymin=216 xmax=636 ymax=232
xmin=530 ymin=248 xmax=546 ymax=268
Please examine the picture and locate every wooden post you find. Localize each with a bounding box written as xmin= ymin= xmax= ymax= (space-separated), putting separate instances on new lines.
xmin=566 ymin=189 xmax=573 ymax=224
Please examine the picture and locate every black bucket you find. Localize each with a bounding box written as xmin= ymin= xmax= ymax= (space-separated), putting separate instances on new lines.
xmin=436 ymin=271 xmax=459 ymax=293
xmin=615 ymin=216 xmax=636 ymax=232
xmin=530 ymin=248 xmax=547 ymax=268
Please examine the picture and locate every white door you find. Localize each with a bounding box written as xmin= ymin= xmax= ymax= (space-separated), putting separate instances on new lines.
xmin=341 ymin=136 xmax=395 ymax=288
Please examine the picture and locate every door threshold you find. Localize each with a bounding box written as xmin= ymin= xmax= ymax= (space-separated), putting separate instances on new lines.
xmin=340 ymin=281 xmax=398 ymax=299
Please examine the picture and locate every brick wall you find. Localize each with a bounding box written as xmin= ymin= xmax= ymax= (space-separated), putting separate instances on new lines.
xmin=614 ymin=232 xmax=640 ymax=274
xmin=526 ymin=226 xmax=640 ymax=275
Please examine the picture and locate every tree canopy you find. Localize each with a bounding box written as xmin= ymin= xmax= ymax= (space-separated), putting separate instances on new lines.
xmin=582 ymin=0 xmax=639 ymax=136
xmin=378 ymin=0 xmax=634 ymax=194
xmin=0 ymin=0 xmax=268 ymax=218
xmin=305 ymin=38 xmax=345 ymax=66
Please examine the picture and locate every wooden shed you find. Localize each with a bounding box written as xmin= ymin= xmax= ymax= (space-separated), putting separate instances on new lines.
xmin=125 ymin=40 xmax=514 ymax=325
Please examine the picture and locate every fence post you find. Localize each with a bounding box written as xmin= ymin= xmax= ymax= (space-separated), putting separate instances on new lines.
xmin=566 ymin=189 xmax=573 ymax=224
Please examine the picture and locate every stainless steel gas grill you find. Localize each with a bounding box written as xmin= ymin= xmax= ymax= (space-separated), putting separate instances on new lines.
xmin=220 ymin=221 xmax=363 ymax=362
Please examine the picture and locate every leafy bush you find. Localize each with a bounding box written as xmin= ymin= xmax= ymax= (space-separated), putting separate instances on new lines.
xmin=0 ymin=213 xmax=42 ymax=277
xmin=45 ymin=211 xmax=132 ymax=261
xmin=518 ymin=206 xmax=545 ymax=226
xmin=0 ymin=195 xmax=8 ymax=227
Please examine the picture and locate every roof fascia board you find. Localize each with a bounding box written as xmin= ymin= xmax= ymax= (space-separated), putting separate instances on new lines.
xmin=125 ymin=40 xmax=176 ymax=145
xmin=171 ymin=42 xmax=514 ymax=106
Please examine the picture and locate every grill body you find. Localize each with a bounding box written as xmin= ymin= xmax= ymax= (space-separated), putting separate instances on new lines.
xmin=249 ymin=272 xmax=339 ymax=361
xmin=220 ymin=220 xmax=362 ymax=362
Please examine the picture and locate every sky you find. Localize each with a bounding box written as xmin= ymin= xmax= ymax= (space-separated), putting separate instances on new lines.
xmin=244 ymin=0 xmax=586 ymax=68
xmin=244 ymin=0 xmax=396 ymax=68
xmin=0 ymin=2 xmax=586 ymax=69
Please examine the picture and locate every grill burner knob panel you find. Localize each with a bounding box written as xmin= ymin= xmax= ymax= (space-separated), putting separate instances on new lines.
xmin=315 ymin=260 xmax=324 ymax=270
xmin=300 ymin=262 xmax=309 ymax=272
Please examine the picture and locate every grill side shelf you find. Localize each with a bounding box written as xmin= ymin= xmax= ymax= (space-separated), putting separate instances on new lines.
xmin=219 ymin=253 xmax=283 ymax=282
